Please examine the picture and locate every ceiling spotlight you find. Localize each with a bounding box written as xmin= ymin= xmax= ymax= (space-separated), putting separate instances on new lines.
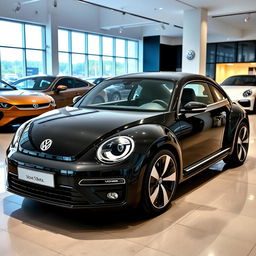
xmin=161 ymin=24 xmax=166 ymax=30
xmin=119 ymin=27 xmax=124 ymax=33
xmin=154 ymin=7 xmax=163 ymax=11
xmin=244 ymin=14 xmax=250 ymax=22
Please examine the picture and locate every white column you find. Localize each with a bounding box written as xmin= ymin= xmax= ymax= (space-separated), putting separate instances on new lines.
xmin=182 ymin=8 xmax=207 ymax=75
xmin=45 ymin=2 xmax=59 ymax=75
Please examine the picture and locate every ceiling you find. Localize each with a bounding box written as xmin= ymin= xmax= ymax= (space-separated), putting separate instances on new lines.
xmin=77 ymin=0 xmax=256 ymax=41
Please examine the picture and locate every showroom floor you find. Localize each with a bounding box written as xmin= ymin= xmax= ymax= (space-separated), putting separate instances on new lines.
xmin=1 ymin=116 xmax=256 ymax=256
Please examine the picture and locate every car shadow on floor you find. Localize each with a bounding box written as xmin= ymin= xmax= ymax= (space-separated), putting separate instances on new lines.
xmin=3 ymin=162 xmax=230 ymax=240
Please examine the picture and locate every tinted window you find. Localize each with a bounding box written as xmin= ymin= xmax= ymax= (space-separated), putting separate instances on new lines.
xmin=0 ymin=80 xmax=13 ymax=90
xmin=13 ymin=77 xmax=55 ymax=90
xmin=76 ymin=79 xmax=174 ymax=112
xmin=238 ymin=41 xmax=256 ymax=62
xmin=216 ymin=43 xmax=236 ymax=63
xmin=222 ymin=76 xmax=256 ymax=86
xmin=55 ymin=78 xmax=75 ymax=89
xmin=181 ymin=83 xmax=214 ymax=107
xmin=207 ymin=44 xmax=216 ymax=63
xmin=74 ymin=79 xmax=89 ymax=88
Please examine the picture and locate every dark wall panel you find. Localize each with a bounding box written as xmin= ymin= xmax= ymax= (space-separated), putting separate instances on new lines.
xmin=143 ymin=36 xmax=160 ymax=72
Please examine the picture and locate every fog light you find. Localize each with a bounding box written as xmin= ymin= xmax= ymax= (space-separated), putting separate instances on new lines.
xmin=107 ymin=192 xmax=119 ymax=200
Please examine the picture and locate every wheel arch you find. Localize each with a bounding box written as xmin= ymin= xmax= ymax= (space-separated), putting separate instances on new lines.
xmin=229 ymin=117 xmax=250 ymax=155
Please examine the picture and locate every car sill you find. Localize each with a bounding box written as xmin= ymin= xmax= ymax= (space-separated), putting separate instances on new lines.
xmin=183 ymin=147 xmax=231 ymax=175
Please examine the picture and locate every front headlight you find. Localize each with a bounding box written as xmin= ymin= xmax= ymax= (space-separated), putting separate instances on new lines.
xmin=97 ymin=136 xmax=135 ymax=164
xmin=49 ymin=97 xmax=55 ymax=105
xmin=243 ymin=89 xmax=253 ymax=97
xmin=11 ymin=120 xmax=32 ymax=149
xmin=0 ymin=102 xmax=12 ymax=109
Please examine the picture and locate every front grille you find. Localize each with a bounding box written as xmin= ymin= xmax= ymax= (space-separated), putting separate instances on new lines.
xmin=15 ymin=103 xmax=50 ymax=109
xmin=19 ymin=148 xmax=75 ymax=161
xmin=8 ymin=173 xmax=89 ymax=207
xmin=238 ymin=100 xmax=251 ymax=108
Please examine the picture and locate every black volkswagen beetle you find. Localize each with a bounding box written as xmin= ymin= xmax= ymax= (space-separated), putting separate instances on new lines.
xmin=6 ymin=72 xmax=249 ymax=216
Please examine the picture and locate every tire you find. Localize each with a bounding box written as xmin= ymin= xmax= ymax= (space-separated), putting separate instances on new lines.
xmin=111 ymin=92 xmax=121 ymax=101
xmin=140 ymin=150 xmax=178 ymax=216
xmin=223 ymin=122 xmax=249 ymax=167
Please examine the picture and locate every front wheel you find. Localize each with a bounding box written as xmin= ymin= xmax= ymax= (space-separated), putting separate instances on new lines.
xmin=224 ymin=122 xmax=249 ymax=167
xmin=140 ymin=150 xmax=178 ymax=216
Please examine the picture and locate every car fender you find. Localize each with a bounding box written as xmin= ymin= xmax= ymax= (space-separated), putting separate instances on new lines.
xmin=224 ymin=104 xmax=249 ymax=154
xmin=118 ymin=124 xmax=182 ymax=206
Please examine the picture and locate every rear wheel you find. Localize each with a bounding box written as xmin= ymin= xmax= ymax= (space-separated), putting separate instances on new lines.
xmin=111 ymin=92 xmax=121 ymax=101
xmin=224 ymin=122 xmax=249 ymax=167
xmin=140 ymin=150 xmax=178 ymax=216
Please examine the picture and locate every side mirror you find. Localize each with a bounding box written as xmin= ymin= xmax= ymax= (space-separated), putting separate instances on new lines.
xmin=55 ymin=85 xmax=67 ymax=92
xmin=181 ymin=101 xmax=207 ymax=113
xmin=73 ymin=95 xmax=82 ymax=104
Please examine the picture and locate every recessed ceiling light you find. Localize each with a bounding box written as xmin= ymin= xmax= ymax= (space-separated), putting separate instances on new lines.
xmin=154 ymin=7 xmax=163 ymax=11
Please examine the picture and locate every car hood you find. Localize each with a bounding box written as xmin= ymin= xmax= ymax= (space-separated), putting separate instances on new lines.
xmin=0 ymin=89 xmax=50 ymax=104
xmin=20 ymin=107 xmax=166 ymax=158
xmin=221 ymin=85 xmax=256 ymax=99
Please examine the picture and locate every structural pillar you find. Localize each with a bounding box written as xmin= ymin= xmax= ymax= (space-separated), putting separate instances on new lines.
xmin=182 ymin=8 xmax=207 ymax=75
xmin=45 ymin=1 xmax=59 ymax=75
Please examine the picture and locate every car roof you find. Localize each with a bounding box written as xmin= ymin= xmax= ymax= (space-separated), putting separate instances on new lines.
xmin=110 ymin=72 xmax=216 ymax=84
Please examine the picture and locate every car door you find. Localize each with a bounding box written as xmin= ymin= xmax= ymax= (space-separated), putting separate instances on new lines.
xmin=52 ymin=78 xmax=76 ymax=108
xmin=176 ymin=81 xmax=230 ymax=169
xmin=73 ymin=78 xmax=92 ymax=97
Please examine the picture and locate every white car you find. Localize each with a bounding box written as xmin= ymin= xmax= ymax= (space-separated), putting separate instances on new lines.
xmin=221 ymin=75 xmax=256 ymax=112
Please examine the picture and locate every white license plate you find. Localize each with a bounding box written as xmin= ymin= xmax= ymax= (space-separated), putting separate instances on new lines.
xmin=18 ymin=167 xmax=54 ymax=188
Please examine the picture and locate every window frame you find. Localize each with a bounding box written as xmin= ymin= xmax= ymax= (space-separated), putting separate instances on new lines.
xmin=57 ymin=28 xmax=139 ymax=77
xmin=0 ymin=18 xmax=46 ymax=79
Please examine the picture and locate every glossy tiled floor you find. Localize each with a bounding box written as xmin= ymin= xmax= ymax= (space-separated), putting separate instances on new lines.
xmin=1 ymin=116 xmax=256 ymax=256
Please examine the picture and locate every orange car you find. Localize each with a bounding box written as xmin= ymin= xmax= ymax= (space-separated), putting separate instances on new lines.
xmin=0 ymin=80 xmax=55 ymax=127
xmin=12 ymin=75 xmax=94 ymax=108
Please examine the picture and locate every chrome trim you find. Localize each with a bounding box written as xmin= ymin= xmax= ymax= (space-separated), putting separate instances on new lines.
xmin=97 ymin=136 xmax=135 ymax=164
xmin=78 ymin=178 xmax=126 ymax=186
xmin=185 ymin=148 xmax=231 ymax=173
xmin=15 ymin=104 xmax=50 ymax=110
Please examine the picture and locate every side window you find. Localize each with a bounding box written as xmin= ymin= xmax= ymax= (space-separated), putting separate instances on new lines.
xmin=181 ymin=82 xmax=214 ymax=107
xmin=55 ymin=78 xmax=75 ymax=89
xmin=210 ymin=85 xmax=226 ymax=102
xmin=131 ymin=85 xmax=142 ymax=100
xmin=74 ymin=79 xmax=88 ymax=88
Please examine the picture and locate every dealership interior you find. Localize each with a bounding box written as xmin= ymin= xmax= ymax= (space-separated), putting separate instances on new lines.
xmin=1 ymin=0 xmax=256 ymax=255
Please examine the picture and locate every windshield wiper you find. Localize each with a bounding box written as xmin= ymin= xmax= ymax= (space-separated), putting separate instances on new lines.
xmin=0 ymin=79 xmax=17 ymax=90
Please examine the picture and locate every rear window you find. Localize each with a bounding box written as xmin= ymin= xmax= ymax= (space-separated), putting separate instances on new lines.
xmin=222 ymin=76 xmax=256 ymax=86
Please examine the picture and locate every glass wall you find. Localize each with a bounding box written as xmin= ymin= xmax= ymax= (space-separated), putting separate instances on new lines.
xmin=0 ymin=19 xmax=46 ymax=82
xmin=58 ymin=29 xmax=139 ymax=78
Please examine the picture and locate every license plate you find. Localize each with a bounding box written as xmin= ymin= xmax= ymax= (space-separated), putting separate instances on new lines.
xmin=18 ymin=167 xmax=54 ymax=188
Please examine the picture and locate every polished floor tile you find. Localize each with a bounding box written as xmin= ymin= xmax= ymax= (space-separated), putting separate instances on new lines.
xmin=1 ymin=115 xmax=256 ymax=255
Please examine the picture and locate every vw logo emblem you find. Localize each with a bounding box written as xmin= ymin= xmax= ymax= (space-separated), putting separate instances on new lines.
xmin=40 ymin=139 xmax=53 ymax=151
xmin=33 ymin=104 xmax=39 ymax=109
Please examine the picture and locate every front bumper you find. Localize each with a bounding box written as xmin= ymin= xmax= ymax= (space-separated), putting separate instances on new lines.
xmin=6 ymin=151 xmax=143 ymax=209
xmin=0 ymin=105 xmax=55 ymax=126
xmin=232 ymin=98 xmax=255 ymax=111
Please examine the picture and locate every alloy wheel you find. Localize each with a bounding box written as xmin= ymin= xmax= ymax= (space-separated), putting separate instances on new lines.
xmin=148 ymin=154 xmax=176 ymax=209
xmin=237 ymin=125 xmax=249 ymax=162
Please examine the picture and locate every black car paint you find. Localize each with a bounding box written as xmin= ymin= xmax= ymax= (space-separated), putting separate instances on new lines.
xmin=6 ymin=72 xmax=248 ymax=209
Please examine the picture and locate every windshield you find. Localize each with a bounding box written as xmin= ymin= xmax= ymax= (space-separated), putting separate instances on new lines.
xmin=75 ymin=79 xmax=175 ymax=112
xmin=0 ymin=80 xmax=15 ymax=90
xmin=12 ymin=77 xmax=55 ymax=90
xmin=222 ymin=76 xmax=256 ymax=86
